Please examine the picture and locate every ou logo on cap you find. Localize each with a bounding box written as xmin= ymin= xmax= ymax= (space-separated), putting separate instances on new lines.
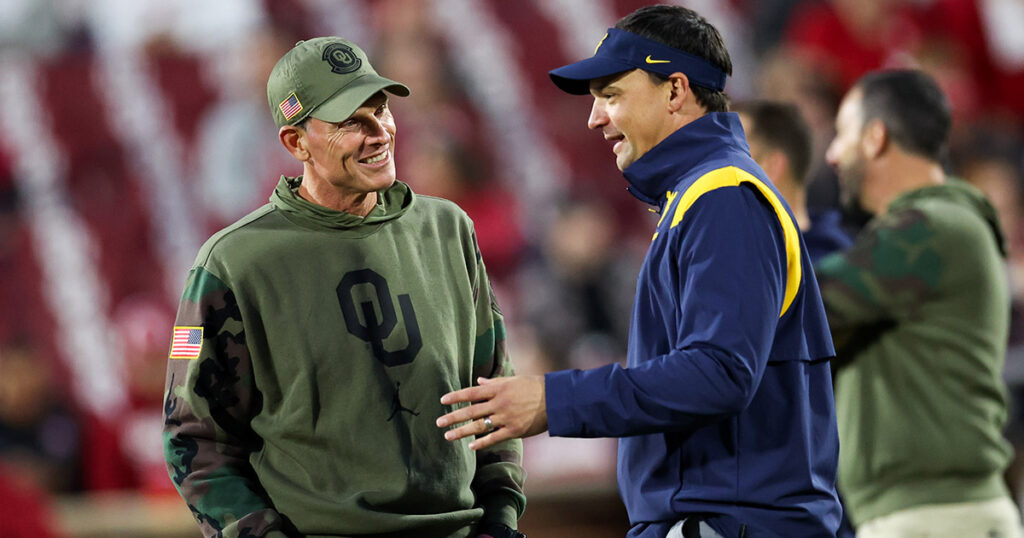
xmin=323 ymin=43 xmax=362 ymax=74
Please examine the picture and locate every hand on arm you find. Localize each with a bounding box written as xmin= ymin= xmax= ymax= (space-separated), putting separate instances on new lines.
xmin=436 ymin=376 xmax=548 ymax=450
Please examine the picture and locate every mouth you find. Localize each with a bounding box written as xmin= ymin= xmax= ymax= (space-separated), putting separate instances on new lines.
xmin=605 ymin=133 xmax=625 ymax=153
xmin=359 ymin=148 xmax=390 ymax=166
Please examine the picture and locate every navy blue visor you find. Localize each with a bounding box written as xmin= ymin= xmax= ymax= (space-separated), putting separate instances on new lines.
xmin=549 ymin=28 xmax=727 ymax=95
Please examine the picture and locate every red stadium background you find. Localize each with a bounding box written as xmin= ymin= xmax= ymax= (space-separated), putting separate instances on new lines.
xmin=1 ymin=0 xmax=1023 ymax=536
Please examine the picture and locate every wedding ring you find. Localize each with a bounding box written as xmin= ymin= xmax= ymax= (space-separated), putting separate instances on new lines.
xmin=483 ymin=416 xmax=494 ymax=432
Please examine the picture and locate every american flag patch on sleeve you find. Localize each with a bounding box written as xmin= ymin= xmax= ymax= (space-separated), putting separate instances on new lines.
xmin=169 ymin=326 xmax=203 ymax=359
xmin=279 ymin=93 xmax=303 ymax=120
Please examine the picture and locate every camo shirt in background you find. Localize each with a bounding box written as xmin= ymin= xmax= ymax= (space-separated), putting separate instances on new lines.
xmin=817 ymin=178 xmax=1015 ymax=526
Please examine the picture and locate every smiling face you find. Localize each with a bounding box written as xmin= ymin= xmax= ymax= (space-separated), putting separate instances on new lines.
xmin=587 ymin=69 xmax=676 ymax=171
xmin=301 ymin=92 xmax=397 ymax=198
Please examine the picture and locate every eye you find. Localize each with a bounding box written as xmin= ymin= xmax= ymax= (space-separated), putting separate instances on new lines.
xmin=339 ymin=118 xmax=359 ymax=129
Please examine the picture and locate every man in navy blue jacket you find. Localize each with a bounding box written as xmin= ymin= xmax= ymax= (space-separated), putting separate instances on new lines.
xmin=437 ymin=5 xmax=841 ymax=537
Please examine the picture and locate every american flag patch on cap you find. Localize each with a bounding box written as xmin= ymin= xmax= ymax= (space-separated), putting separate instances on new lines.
xmin=279 ymin=92 xmax=303 ymax=120
xmin=169 ymin=326 xmax=203 ymax=359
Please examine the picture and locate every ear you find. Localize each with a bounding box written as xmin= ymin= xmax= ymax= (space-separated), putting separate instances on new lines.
xmin=279 ymin=125 xmax=309 ymax=162
xmin=665 ymin=72 xmax=691 ymax=113
xmin=861 ymin=118 xmax=887 ymax=159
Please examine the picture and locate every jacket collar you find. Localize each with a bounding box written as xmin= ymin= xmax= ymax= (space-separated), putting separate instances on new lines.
xmin=271 ymin=176 xmax=414 ymax=230
xmin=622 ymin=112 xmax=750 ymax=206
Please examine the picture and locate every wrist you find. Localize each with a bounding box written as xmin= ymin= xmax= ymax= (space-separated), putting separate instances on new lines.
xmin=477 ymin=522 xmax=526 ymax=538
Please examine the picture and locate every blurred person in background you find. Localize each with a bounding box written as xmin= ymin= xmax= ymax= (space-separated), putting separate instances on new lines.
xmin=162 ymin=36 xmax=525 ymax=538
xmin=110 ymin=294 xmax=179 ymax=495
xmin=512 ymin=197 xmax=636 ymax=492
xmin=73 ymin=297 xmax=182 ymax=494
xmin=783 ymin=0 xmax=922 ymax=93
xmin=952 ymin=129 xmax=1024 ymax=342
xmin=735 ymin=100 xmax=853 ymax=263
xmin=914 ymin=0 xmax=1024 ymax=124
xmin=750 ymin=45 xmax=846 ymax=216
xmin=438 ymin=5 xmax=841 ymax=537
xmin=194 ymin=24 xmax=298 ymax=230
xmin=515 ymin=197 xmax=635 ymax=372
xmin=403 ymin=135 xmax=525 ymax=285
xmin=774 ymin=0 xmax=928 ymax=221
xmin=816 ymin=68 xmax=1022 ymax=536
xmin=0 ymin=341 xmax=82 ymax=494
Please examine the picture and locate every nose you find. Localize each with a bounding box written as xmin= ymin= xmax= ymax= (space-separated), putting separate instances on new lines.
xmin=587 ymin=98 xmax=608 ymax=131
xmin=364 ymin=115 xmax=391 ymax=144
xmin=824 ymin=137 xmax=839 ymax=168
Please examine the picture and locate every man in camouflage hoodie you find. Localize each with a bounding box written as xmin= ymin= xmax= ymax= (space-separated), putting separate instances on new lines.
xmin=817 ymin=69 xmax=1022 ymax=536
xmin=162 ymin=37 xmax=525 ymax=538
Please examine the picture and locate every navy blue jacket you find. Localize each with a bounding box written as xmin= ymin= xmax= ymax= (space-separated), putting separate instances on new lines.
xmin=805 ymin=208 xmax=854 ymax=263
xmin=545 ymin=113 xmax=841 ymax=537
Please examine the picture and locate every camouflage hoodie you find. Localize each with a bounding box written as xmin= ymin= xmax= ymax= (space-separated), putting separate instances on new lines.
xmin=816 ymin=178 xmax=1013 ymax=525
xmin=163 ymin=177 xmax=525 ymax=538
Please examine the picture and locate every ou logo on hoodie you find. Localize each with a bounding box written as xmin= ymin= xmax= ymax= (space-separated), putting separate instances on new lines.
xmin=336 ymin=268 xmax=422 ymax=367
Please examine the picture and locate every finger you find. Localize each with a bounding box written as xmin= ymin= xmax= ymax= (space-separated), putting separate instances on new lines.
xmin=468 ymin=428 xmax=512 ymax=451
xmin=440 ymin=384 xmax=493 ymax=405
xmin=436 ymin=402 xmax=492 ymax=428
xmin=443 ymin=417 xmax=495 ymax=442
xmin=476 ymin=376 xmax=495 ymax=384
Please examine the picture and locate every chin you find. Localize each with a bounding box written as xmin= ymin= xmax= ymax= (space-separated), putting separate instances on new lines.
xmin=615 ymin=153 xmax=631 ymax=171
xmin=615 ymin=147 xmax=638 ymax=171
xmin=840 ymin=194 xmax=868 ymax=215
xmin=372 ymin=167 xmax=398 ymax=188
xmin=373 ymin=177 xmax=397 ymax=192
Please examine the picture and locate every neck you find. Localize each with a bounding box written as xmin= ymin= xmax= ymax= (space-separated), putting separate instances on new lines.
xmin=297 ymin=172 xmax=379 ymax=217
xmin=870 ymin=152 xmax=946 ymax=214
xmin=670 ymin=103 xmax=706 ymax=136
xmin=777 ymin=180 xmax=811 ymax=231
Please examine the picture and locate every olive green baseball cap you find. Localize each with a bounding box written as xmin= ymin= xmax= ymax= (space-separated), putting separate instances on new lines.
xmin=267 ymin=36 xmax=410 ymax=128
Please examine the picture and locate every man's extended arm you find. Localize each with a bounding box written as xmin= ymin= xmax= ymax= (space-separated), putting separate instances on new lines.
xmin=544 ymin=186 xmax=785 ymax=437
xmin=440 ymin=186 xmax=786 ymax=444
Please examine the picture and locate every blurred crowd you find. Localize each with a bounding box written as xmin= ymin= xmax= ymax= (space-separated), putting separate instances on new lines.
xmin=0 ymin=0 xmax=1022 ymax=535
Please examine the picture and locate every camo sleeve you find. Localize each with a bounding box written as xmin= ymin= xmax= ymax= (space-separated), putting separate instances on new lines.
xmin=815 ymin=208 xmax=940 ymax=349
xmin=163 ymin=266 xmax=286 ymax=538
xmin=468 ymin=235 xmax=526 ymax=530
